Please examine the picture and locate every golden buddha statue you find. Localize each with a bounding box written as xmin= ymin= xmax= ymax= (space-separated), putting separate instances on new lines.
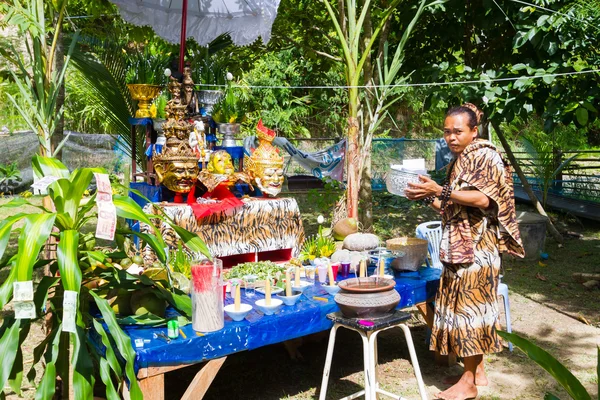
xmin=244 ymin=120 xmax=284 ymax=197
xmin=153 ymin=143 xmax=200 ymax=193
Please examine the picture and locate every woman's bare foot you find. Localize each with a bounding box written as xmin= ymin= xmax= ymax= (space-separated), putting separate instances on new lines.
xmin=442 ymin=365 xmax=488 ymax=386
xmin=436 ymin=377 xmax=478 ymax=400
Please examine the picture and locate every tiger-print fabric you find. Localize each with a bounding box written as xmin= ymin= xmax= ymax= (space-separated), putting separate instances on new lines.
xmin=140 ymin=198 xmax=305 ymax=261
xmin=432 ymin=139 xmax=524 ymax=357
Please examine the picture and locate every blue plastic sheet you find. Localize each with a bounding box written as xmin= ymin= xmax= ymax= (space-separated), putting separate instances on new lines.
xmin=116 ymin=267 xmax=440 ymax=370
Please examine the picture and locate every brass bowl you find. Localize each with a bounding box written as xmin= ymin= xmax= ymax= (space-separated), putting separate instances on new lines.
xmin=127 ymin=84 xmax=162 ymax=118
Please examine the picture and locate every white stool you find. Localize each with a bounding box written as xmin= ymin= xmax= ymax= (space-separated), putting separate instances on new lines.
xmin=498 ymin=281 xmax=513 ymax=351
xmin=319 ymin=311 xmax=428 ymax=400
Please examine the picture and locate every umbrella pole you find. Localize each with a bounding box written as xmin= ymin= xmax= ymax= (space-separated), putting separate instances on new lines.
xmin=179 ymin=0 xmax=188 ymax=73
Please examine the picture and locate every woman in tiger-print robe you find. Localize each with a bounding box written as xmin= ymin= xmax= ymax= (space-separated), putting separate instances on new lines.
xmin=406 ymin=104 xmax=524 ymax=400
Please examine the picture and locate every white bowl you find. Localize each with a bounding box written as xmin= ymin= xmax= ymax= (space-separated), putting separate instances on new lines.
xmin=277 ymin=291 xmax=302 ymax=306
xmin=255 ymin=298 xmax=283 ymax=315
xmin=292 ymin=281 xmax=311 ymax=293
xmin=224 ymin=303 xmax=252 ymax=321
xmin=323 ymin=284 xmax=341 ymax=295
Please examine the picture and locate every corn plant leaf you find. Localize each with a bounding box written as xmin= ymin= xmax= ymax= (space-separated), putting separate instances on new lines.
xmin=90 ymin=291 xmax=143 ymax=400
xmin=0 ymin=198 xmax=47 ymax=211
xmin=113 ymin=194 xmax=155 ymax=227
xmin=34 ymin=325 xmax=62 ymax=400
xmin=0 ymin=213 xmax=27 ymax=262
xmin=117 ymin=229 xmax=166 ymax=264
xmin=32 ymin=155 xmax=69 ymax=179
xmin=597 ymin=346 xmax=599 ymax=397
xmin=15 ymin=213 xmax=56 ymax=281
xmin=164 ymin=221 xmax=212 ymax=260
xmin=33 ymin=276 xmax=60 ymax=316
xmin=65 ymin=168 xmax=103 ymax=222
xmin=98 ymin=357 xmax=120 ymax=400
xmin=57 ymin=230 xmax=81 ymax=291
xmin=137 ymin=274 xmax=193 ymax=318
xmin=92 ymin=319 xmax=123 ymax=378
xmin=72 ymin=325 xmax=95 ymax=400
xmin=498 ymin=330 xmax=591 ymax=400
xmin=8 ymin=320 xmax=31 ymax=395
xmin=0 ymin=259 xmax=17 ymax=308
xmin=544 ymin=393 xmax=560 ymax=400
xmin=0 ymin=318 xmax=21 ymax=392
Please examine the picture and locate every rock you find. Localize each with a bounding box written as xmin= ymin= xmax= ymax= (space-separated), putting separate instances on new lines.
xmin=130 ymin=289 xmax=166 ymax=317
xmin=331 ymin=250 xmax=351 ymax=263
xmin=108 ymin=289 xmax=133 ymax=316
xmin=343 ymin=233 xmax=380 ymax=251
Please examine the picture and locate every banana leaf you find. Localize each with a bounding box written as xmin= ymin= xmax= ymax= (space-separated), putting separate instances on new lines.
xmin=498 ymin=330 xmax=591 ymax=400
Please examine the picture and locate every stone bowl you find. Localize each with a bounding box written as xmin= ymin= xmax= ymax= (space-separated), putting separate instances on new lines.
xmin=224 ymin=303 xmax=252 ymax=321
xmin=334 ymin=277 xmax=400 ymax=318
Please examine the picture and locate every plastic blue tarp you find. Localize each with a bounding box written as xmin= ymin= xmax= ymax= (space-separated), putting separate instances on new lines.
xmin=120 ymin=267 xmax=440 ymax=370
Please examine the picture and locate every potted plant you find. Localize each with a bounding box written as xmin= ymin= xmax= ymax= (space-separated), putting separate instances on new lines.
xmin=211 ymin=73 xmax=251 ymax=147
xmin=0 ymin=156 xmax=210 ymax=398
xmin=125 ymin=46 xmax=171 ymax=118
xmin=300 ymin=225 xmax=337 ymax=264
xmin=151 ymin=92 xmax=169 ymax=133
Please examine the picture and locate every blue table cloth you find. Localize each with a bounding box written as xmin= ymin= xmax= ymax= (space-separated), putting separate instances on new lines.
xmin=124 ymin=267 xmax=441 ymax=370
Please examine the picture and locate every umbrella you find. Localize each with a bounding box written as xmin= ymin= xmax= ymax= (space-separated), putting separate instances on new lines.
xmin=108 ymin=0 xmax=282 ymax=71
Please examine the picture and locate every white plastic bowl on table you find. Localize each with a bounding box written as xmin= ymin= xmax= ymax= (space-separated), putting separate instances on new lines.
xmin=385 ymin=165 xmax=429 ymax=197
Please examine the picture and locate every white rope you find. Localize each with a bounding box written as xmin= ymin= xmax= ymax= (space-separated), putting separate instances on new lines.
xmin=195 ymin=68 xmax=600 ymax=90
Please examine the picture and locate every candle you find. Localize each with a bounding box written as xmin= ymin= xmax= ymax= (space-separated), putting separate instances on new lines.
xmin=359 ymin=260 xmax=366 ymax=278
xmin=328 ymin=264 xmax=335 ymax=286
xmin=286 ymin=270 xmax=292 ymax=297
xmin=234 ymin=281 xmax=241 ymax=311
xmin=265 ymin=276 xmax=271 ymax=306
xmin=294 ymin=266 xmax=301 ymax=286
xmin=379 ymin=256 xmax=385 ymax=276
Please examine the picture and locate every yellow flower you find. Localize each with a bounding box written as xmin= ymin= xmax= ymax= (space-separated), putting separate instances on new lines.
xmin=150 ymin=103 xmax=157 ymax=118
xmin=228 ymin=115 xmax=237 ymax=123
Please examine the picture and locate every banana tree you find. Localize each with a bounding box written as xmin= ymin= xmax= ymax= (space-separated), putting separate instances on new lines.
xmin=0 ymin=156 xmax=210 ymax=399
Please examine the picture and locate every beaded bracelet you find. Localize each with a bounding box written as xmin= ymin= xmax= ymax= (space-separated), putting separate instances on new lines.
xmin=422 ymin=196 xmax=435 ymax=205
xmin=439 ymin=184 xmax=452 ymax=213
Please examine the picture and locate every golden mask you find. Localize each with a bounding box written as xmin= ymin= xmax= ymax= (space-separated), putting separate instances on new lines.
xmin=244 ymin=120 xmax=284 ymax=197
xmin=207 ymin=150 xmax=235 ymax=175
xmin=154 ymin=144 xmax=199 ymax=193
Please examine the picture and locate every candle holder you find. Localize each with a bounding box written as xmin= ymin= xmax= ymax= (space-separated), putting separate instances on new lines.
xmin=277 ymin=291 xmax=302 ymax=306
xmin=323 ymin=284 xmax=341 ymax=296
xmin=255 ymin=298 xmax=283 ymax=315
xmin=224 ymin=303 xmax=252 ymax=321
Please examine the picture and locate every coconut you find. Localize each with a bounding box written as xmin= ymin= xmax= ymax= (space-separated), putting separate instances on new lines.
xmin=108 ymin=289 xmax=133 ymax=316
xmin=130 ymin=289 xmax=166 ymax=317
xmin=332 ymin=218 xmax=358 ymax=240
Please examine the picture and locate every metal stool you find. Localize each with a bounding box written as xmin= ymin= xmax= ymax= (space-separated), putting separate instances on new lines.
xmin=319 ymin=311 xmax=428 ymax=400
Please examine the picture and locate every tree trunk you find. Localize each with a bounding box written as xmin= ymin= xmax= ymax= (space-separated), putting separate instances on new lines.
xmin=346 ymin=116 xmax=360 ymax=219
xmin=51 ymin=31 xmax=65 ymax=161
xmin=492 ymin=121 xmax=564 ymax=244
xmin=359 ymin=148 xmax=373 ymax=230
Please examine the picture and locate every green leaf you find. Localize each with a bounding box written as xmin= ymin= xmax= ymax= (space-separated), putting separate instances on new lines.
xmin=118 ymin=229 xmax=166 ymax=264
xmin=90 ymin=292 xmax=143 ymax=399
xmin=0 ymin=319 xmax=21 ymax=392
xmin=0 ymin=258 xmax=17 ymax=308
xmin=8 ymin=320 xmax=31 ymax=395
xmin=15 ymin=213 xmax=56 ymax=281
xmin=0 ymin=198 xmax=46 ymax=211
xmin=113 ymin=195 xmax=154 ymax=226
xmin=92 ymin=320 xmax=123 ymax=378
xmin=32 ymin=155 xmax=69 ymax=179
xmin=544 ymin=393 xmax=560 ymax=400
xmin=35 ymin=325 xmax=62 ymax=400
xmin=165 ymin=222 xmax=212 ymax=260
xmin=98 ymin=357 xmax=121 ymax=400
xmin=542 ymin=74 xmax=555 ymax=85
xmin=498 ymin=331 xmax=591 ymax=400
xmin=575 ymin=108 xmax=589 ymax=125
xmin=0 ymin=213 xmax=27 ymax=262
xmin=72 ymin=326 xmax=95 ymax=400
xmin=57 ymin=230 xmax=81 ymax=291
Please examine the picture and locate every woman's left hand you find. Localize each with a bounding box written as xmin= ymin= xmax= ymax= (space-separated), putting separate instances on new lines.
xmin=405 ymin=175 xmax=442 ymax=201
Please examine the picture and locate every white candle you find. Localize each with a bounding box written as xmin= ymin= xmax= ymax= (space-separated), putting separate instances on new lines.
xmin=286 ymin=270 xmax=292 ymax=297
xmin=359 ymin=260 xmax=366 ymax=278
xmin=379 ymin=256 xmax=385 ymax=276
xmin=265 ymin=276 xmax=271 ymax=306
xmin=294 ymin=266 xmax=301 ymax=286
xmin=234 ymin=281 xmax=241 ymax=311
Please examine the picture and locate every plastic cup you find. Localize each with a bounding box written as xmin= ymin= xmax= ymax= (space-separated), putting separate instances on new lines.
xmin=317 ymin=265 xmax=328 ymax=283
xmin=340 ymin=262 xmax=351 ymax=278
xmin=304 ymin=266 xmax=316 ymax=283
xmin=331 ymin=263 xmax=339 ymax=281
xmin=244 ymin=274 xmax=257 ymax=297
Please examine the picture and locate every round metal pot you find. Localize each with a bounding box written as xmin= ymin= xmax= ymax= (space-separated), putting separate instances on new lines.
xmin=217 ymin=123 xmax=241 ymax=147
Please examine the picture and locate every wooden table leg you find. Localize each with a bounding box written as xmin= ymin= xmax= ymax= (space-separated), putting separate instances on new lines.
xmin=181 ymin=357 xmax=227 ymax=400
xmin=122 ymin=373 xmax=165 ymax=400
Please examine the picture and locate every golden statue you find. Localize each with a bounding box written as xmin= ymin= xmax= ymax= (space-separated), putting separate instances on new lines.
xmin=181 ymin=65 xmax=199 ymax=115
xmin=198 ymin=150 xmax=252 ymax=193
xmin=154 ymin=142 xmax=199 ymax=194
xmin=244 ymin=120 xmax=284 ymax=197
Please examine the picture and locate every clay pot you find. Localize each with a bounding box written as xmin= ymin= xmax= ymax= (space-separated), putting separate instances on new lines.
xmin=334 ymin=277 xmax=400 ymax=318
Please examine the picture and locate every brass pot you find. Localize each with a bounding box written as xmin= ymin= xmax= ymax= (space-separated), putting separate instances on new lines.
xmin=127 ymin=84 xmax=162 ymax=118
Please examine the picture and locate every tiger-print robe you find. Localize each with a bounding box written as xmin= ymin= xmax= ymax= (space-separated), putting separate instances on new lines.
xmin=430 ymin=139 xmax=524 ymax=357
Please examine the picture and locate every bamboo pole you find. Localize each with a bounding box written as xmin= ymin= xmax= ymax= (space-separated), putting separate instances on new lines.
xmin=491 ymin=121 xmax=564 ymax=244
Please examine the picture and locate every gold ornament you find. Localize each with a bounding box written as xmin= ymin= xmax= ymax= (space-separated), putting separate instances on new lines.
xmin=127 ymin=84 xmax=162 ymax=118
xmin=244 ymin=120 xmax=284 ymax=197
xmin=153 ymin=143 xmax=199 ymax=193
xmin=198 ymin=150 xmax=253 ymax=192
